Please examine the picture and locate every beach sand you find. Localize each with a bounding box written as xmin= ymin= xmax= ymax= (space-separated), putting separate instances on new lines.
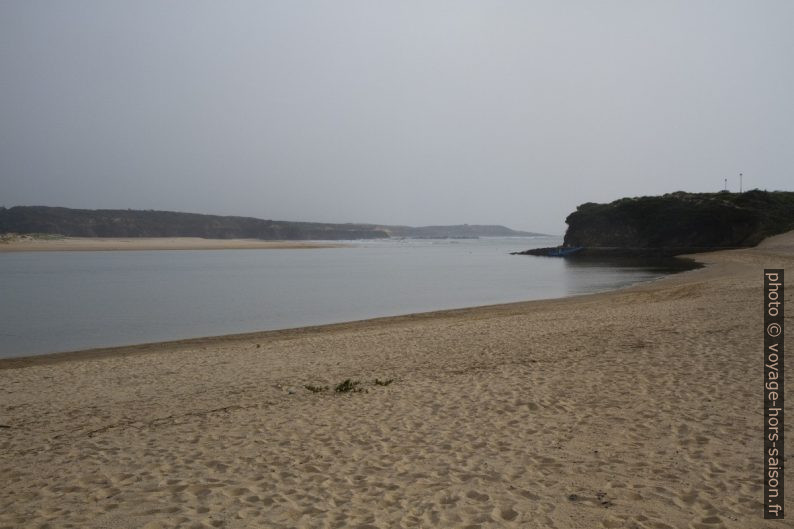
xmin=1 ymin=233 xmax=792 ymax=528
xmin=0 ymin=236 xmax=348 ymax=252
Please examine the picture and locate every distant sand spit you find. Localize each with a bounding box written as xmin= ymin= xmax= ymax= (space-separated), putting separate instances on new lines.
xmin=1 ymin=233 xmax=792 ymax=528
xmin=0 ymin=236 xmax=348 ymax=252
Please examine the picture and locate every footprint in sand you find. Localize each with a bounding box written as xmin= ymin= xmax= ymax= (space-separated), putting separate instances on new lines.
xmin=466 ymin=490 xmax=490 ymax=502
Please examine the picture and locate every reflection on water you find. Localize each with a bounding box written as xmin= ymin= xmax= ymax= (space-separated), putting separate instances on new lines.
xmin=0 ymin=237 xmax=696 ymax=358
xmin=563 ymin=255 xmax=701 ymax=294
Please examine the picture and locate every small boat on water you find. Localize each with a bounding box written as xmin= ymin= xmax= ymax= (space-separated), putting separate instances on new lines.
xmin=546 ymin=246 xmax=583 ymax=257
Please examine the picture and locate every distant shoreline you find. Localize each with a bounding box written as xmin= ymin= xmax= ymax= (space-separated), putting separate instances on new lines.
xmin=0 ymin=236 xmax=349 ymax=252
xmin=0 ymin=205 xmax=542 ymax=240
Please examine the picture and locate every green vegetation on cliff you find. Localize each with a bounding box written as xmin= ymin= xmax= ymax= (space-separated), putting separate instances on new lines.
xmin=563 ymin=190 xmax=794 ymax=249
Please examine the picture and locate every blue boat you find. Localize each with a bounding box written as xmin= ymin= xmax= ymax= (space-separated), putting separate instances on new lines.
xmin=546 ymin=246 xmax=583 ymax=257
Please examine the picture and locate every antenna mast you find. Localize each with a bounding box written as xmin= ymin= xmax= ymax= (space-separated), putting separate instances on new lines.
xmin=739 ymin=173 xmax=743 ymax=193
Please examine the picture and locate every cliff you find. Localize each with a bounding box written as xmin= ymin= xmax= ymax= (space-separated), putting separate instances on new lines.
xmin=516 ymin=190 xmax=794 ymax=258
xmin=563 ymin=190 xmax=794 ymax=250
xmin=0 ymin=206 xmax=539 ymax=241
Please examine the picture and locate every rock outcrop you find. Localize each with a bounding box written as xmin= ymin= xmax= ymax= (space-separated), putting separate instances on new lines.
xmin=516 ymin=190 xmax=794 ymax=258
xmin=563 ymin=190 xmax=794 ymax=249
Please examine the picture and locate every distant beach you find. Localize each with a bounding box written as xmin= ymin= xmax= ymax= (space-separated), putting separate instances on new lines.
xmin=0 ymin=235 xmax=348 ymax=252
xmin=0 ymin=232 xmax=791 ymax=528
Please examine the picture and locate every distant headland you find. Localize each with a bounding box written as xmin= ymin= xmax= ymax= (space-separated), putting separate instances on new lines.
xmin=0 ymin=206 xmax=543 ymax=241
xmin=517 ymin=190 xmax=794 ymax=257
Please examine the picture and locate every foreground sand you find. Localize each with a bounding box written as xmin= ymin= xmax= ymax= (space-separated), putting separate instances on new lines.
xmin=1 ymin=234 xmax=792 ymax=528
xmin=0 ymin=236 xmax=347 ymax=252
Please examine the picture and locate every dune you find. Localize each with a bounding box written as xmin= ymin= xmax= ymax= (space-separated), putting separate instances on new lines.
xmin=0 ymin=233 xmax=791 ymax=528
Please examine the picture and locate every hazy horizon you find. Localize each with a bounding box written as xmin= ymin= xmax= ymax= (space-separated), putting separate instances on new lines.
xmin=2 ymin=1 xmax=792 ymax=234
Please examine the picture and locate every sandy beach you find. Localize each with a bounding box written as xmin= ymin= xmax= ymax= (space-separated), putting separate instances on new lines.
xmin=1 ymin=233 xmax=791 ymax=529
xmin=0 ymin=236 xmax=348 ymax=252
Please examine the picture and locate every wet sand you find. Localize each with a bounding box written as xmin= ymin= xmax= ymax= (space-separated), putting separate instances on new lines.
xmin=0 ymin=233 xmax=792 ymax=528
xmin=0 ymin=236 xmax=348 ymax=252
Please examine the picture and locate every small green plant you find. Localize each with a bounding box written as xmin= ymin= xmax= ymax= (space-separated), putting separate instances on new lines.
xmin=334 ymin=379 xmax=363 ymax=393
xmin=304 ymin=384 xmax=329 ymax=393
xmin=374 ymin=378 xmax=393 ymax=386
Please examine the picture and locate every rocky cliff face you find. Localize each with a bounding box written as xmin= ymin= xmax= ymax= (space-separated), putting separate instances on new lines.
xmin=562 ymin=190 xmax=794 ymax=249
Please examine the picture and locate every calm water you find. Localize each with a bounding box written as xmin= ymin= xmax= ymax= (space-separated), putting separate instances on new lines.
xmin=0 ymin=237 xmax=691 ymax=358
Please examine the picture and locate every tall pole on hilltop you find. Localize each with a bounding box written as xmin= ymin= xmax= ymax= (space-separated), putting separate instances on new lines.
xmin=740 ymin=173 xmax=743 ymax=193
xmin=724 ymin=178 xmax=727 ymax=191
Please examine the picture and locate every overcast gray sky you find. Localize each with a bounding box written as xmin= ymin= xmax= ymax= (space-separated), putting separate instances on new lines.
xmin=1 ymin=1 xmax=792 ymax=234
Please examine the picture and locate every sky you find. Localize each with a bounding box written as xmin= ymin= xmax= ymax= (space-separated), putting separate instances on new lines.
xmin=1 ymin=1 xmax=792 ymax=235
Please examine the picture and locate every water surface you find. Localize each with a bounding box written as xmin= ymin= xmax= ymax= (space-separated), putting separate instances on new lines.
xmin=0 ymin=237 xmax=692 ymax=358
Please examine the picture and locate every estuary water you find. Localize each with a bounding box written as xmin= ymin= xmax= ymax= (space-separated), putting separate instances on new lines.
xmin=0 ymin=237 xmax=692 ymax=358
